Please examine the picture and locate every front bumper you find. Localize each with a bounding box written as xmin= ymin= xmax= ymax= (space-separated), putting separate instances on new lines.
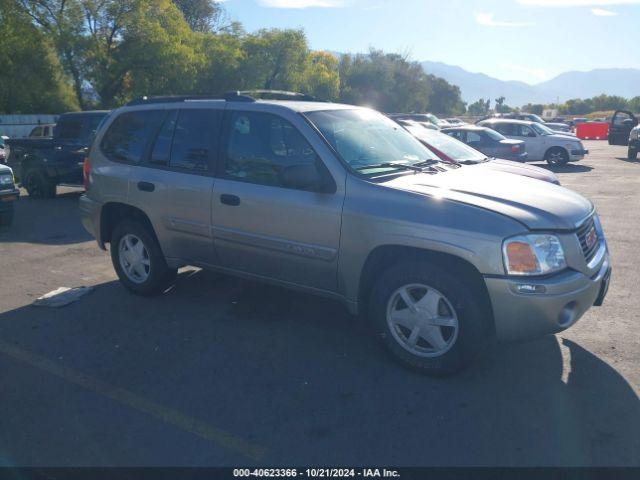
xmin=485 ymin=252 xmax=611 ymax=342
xmin=569 ymin=149 xmax=589 ymax=161
xmin=0 ymin=188 xmax=19 ymax=210
xmin=79 ymin=194 xmax=103 ymax=248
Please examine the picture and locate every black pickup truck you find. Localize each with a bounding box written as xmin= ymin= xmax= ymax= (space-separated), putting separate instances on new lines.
xmin=7 ymin=111 xmax=109 ymax=197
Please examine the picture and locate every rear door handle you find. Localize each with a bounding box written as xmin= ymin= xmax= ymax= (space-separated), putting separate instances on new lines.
xmin=137 ymin=181 xmax=155 ymax=192
xmin=220 ymin=194 xmax=240 ymax=206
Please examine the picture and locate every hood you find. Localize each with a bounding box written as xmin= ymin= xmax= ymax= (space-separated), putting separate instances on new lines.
xmin=476 ymin=158 xmax=560 ymax=185
xmin=382 ymin=168 xmax=592 ymax=230
xmin=549 ymin=132 xmax=580 ymax=141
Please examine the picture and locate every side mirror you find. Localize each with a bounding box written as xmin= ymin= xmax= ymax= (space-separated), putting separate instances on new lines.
xmin=280 ymin=164 xmax=326 ymax=192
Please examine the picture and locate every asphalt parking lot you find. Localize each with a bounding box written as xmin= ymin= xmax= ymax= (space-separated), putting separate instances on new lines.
xmin=0 ymin=140 xmax=638 ymax=467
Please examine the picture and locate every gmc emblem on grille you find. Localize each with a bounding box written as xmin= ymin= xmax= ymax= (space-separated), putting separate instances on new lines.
xmin=585 ymin=226 xmax=598 ymax=250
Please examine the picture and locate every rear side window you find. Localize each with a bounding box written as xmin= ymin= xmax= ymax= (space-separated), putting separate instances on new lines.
xmin=147 ymin=109 xmax=221 ymax=172
xmin=223 ymin=111 xmax=318 ymax=188
xmin=101 ymin=111 xmax=164 ymax=163
xmin=56 ymin=118 xmax=83 ymax=142
xmin=493 ymin=123 xmax=515 ymax=136
xmin=170 ymin=109 xmax=221 ymax=171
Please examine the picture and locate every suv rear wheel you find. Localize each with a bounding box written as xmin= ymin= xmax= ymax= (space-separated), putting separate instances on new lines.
xmin=545 ymin=147 xmax=569 ymax=166
xmin=111 ymin=220 xmax=177 ymax=296
xmin=24 ymin=169 xmax=56 ymax=198
xmin=369 ymin=261 xmax=493 ymax=376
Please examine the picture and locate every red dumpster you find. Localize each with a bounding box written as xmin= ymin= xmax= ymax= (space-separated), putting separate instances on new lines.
xmin=575 ymin=122 xmax=609 ymax=140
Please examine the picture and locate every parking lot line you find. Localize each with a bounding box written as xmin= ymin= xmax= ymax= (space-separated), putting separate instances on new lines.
xmin=0 ymin=339 xmax=268 ymax=461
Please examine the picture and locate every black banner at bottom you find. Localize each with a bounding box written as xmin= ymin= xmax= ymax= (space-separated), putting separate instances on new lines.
xmin=0 ymin=468 xmax=638 ymax=480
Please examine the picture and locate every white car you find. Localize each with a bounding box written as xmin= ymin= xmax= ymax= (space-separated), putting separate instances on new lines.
xmin=478 ymin=119 xmax=588 ymax=165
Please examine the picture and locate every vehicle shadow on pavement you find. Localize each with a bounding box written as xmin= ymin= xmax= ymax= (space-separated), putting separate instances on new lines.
xmin=616 ymin=157 xmax=640 ymax=164
xmin=0 ymin=191 xmax=92 ymax=245
xmin=0 ymin=269 xmax=638 ymax=466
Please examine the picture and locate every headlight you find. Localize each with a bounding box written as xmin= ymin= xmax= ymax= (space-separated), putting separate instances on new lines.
xmin=503 ymin=234 xmax=567 ymax=276
xmin=0 ymin=173 xmax=13 ymax=185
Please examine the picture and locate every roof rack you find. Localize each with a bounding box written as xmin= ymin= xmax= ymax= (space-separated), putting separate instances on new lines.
xmin=232 ymin=90 xmax=322 ymax=102
xmin=125 ymin=90 xmax=323 ymax=107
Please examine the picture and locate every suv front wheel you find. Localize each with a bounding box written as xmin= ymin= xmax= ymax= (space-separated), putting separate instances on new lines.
xmin=369 ymin=261 xmax=493 ymax=376
xmin=111 ymin=220 xmax=177 ymax=296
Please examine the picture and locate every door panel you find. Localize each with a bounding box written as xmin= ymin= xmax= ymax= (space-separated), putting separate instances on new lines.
xmin=128 ymin=167 xmax=215 ymax=264
xmin=609 ymin=110 xmax=637 ymax=146
xmin=100 ymin=108 xmax=220 ymax=265
xmin=212 ymin=180 xmax=342 ymax=291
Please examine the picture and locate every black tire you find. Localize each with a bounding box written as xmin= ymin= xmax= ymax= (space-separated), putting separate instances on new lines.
xmin=0 ymin=206 xmax=14 ymax=226
xmin=545 ymin=147 xmax=569 ymax=166
xmin=628 ymin=147 xmax=638 ymax=161
xmin=110 ymin=219 xmax=177 ymax=296
xmin=369 ymin=261 xmax=494 ymax=376
xmin=24 ymin=169 xmax=56 ymax=198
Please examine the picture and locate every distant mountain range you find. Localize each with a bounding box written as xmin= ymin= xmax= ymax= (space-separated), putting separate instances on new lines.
xmin=421 ymin=61 xmax=640 ymax=107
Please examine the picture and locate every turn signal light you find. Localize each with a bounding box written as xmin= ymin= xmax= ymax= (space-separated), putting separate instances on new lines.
xmin=506 ymin=241 xmax=538 ymax=273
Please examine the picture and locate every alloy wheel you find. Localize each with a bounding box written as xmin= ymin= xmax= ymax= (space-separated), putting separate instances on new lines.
xmin=386 ymin=283 xmax=459 ymax=358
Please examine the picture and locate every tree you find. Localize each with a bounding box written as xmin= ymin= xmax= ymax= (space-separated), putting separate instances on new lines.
xmin=16 ymin=0 xmax=88 ymax=107
xmin=522 ymin=103 xmax=544 ymax=115
xmin=240 ymin=29 xmax=310 ymax=91
xmin=0 ymin=0 xmax=78 ymax=113
xmin=467 ymin=98 xmax=490 ymax=116
xmin=338 ymin=50 xmax=432 ymax=113
xmin=302 ymin=51 xmax=340 ymax=101
xmin=426 ymin=74 xmax=465 ymax=115
xmin=173 ymin=0 xmax=235 ymax=33
xmin=628 ymin=96 xmax=640 ymax=114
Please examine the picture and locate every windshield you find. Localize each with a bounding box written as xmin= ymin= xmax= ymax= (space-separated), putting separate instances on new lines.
xmin=529 ymin=114 xmax=545 ymax=123
xmin=531 ymin=123 xmax=554 ymax=136
xmin=483 ymin=128 xmax=506 ymax=141
xmin=305 ymin=109 xmax=440 ymax=175
xmin=406 ymin=126 xmax=486 ymax=161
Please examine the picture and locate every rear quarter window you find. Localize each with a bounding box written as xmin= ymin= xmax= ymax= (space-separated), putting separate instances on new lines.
xmin=100 ymin=110 xmax=164 ymax=163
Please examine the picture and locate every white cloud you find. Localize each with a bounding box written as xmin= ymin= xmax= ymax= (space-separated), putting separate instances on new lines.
xmin=258 ymin=0 xmax=344 ymax=7
xmin=591 ymin=7 xmax=619 ymax=13
xmin=518 ymin=0 xmax=640 ymax=6
xmin=475 ymin=12 xmax=531 ymax=27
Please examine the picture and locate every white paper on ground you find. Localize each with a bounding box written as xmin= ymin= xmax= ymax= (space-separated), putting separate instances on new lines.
xmin=33 ymin=286 xmax=94 ymax=308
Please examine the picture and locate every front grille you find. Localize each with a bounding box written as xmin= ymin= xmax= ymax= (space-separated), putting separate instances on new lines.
xmin=576 ymin=217 xmax=599 ymax=263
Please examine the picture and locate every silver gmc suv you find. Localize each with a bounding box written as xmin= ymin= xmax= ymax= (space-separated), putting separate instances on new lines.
xmin=80 ymin=92 xmax=611 ymax=375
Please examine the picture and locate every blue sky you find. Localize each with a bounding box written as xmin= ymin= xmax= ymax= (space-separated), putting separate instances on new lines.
xmin=222 ymin=0 xmax=640 ymax=84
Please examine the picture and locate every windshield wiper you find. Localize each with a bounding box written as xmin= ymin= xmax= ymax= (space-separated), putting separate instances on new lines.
xmin=356 ymin=162 xmax=424 ymax=173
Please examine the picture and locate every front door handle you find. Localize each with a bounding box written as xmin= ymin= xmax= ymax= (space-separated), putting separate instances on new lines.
xmin=137 ymin=181 xmax=155 ymax=192
xmin=220 ymin=194 xmax=240 ymax=206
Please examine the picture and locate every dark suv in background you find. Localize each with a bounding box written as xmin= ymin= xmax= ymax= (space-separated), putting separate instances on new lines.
xmin=7 ymin=111 xmax=109 ymax=197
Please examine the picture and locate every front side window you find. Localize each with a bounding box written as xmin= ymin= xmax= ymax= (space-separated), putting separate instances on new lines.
xmin=514 ymin=125 xmax=535 ymax=137
xmin=305 ymin=108 xmax=438 ymax=176
xmin=101 ymin=111 xmax=164 ymax=163
xmin=224 ymin=111 xmax=319 ymax=188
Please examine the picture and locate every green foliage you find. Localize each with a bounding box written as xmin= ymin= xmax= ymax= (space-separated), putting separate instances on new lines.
xmin=338 ymin=50 xmax=432 ymax=113
xmin=559 ymin=94 xmax=635 ymax=115
xmin=0 ymin=0 xmax=78 ymax=113
xmin=467 ymin=98 xmax=491 ymax=116
xmin=522 ymin=103 xmax=544 ymax=115
xmin=4 ymin=1 xmax=465 ymax=115
xmin=426 ymin=75 xmax=466 ymax=115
